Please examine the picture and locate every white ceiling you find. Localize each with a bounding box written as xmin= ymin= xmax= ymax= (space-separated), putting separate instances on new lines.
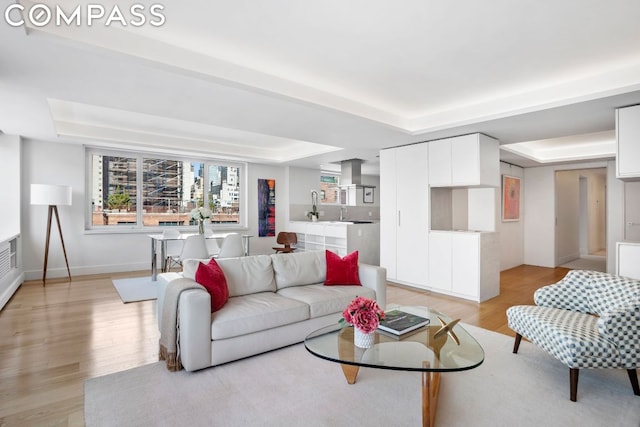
xmin=2 ymin=0 xmax=640 ymax=173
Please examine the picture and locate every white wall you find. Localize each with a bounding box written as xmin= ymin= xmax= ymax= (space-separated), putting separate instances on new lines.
xmin=289 ymin=167 xmax=320 ymax=205
xmin=0 ymin=133 xmax=24 ymax=309
xmin=20 ymin=139 xmax=288 ymax=280
xmin=499 ymin=162 xmax=524 ymax=270
xmin=0 ymin=134 xmax=21 ymax=242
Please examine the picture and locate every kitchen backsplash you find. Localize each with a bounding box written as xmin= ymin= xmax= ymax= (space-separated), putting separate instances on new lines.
xmin=289 ymin=204 xmax=380 ymax=222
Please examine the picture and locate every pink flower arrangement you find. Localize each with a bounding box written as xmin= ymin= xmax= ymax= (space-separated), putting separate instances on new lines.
xmin=341 ymin=296 xmax=385 ymax=334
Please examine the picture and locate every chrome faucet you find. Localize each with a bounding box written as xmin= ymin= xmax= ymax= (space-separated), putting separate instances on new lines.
xmin=339 ymin=206 xmax=347 ymax=221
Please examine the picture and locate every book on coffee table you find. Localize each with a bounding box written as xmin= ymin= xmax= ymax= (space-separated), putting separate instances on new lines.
xmin=377 ymin=309 xmax=430 ymax=335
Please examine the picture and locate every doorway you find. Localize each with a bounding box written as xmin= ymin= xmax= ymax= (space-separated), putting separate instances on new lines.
xmin=555 ymin=168 xmax=606 ymax=271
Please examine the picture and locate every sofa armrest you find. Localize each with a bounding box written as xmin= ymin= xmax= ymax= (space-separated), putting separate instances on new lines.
xmin=156 ymin=272 xmax=183 ymax=331
xmin=359 ymin=263 xmax=387 ymax=310
xmin=597 ymin=304 xmax=640 ymax=368
xmin=177 ymin=288 xmax=212 ymax=371
xmin=534 ymin=270 xmax=594 ymax=313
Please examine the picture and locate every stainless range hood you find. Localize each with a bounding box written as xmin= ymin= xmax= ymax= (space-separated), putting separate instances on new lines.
xmin=339 ymin=159 xmax=375 ymax=188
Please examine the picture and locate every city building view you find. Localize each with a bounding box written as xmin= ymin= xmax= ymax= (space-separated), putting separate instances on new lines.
xmin=91 ymin=155 xmax=241 ymax=226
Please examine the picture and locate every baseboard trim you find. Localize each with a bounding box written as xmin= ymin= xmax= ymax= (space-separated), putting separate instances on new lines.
xmin=23 ymin=262 xmax=149 ymax=281
xmin=0 ymin=271 xmax=24 ymax=310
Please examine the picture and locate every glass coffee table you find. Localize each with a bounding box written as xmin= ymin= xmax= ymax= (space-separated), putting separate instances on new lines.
xmin=304 ymin=306 xmax=484 ymax=427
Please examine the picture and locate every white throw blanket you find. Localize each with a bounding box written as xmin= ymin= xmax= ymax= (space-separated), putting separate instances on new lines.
xmin=159 ymin=278 xmax=206 ymax=371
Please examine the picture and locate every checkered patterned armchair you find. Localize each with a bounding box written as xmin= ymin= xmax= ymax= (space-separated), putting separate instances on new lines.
xmin=506 ymin=270 xmax=640 ymax=401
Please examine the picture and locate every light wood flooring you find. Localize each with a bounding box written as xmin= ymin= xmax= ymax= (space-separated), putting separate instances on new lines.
xmin=0 ymin=265 xmax=570 ymax=426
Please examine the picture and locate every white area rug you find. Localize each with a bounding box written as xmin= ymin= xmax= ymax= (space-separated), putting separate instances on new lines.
xmin=112 ymin=277 xmax=158 ymax=303
xmin=84 ymin=324 xmax=640 ymax=426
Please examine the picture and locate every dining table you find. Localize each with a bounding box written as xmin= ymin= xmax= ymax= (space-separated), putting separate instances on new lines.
xmin=148 ymin=232 xmax=252 ymax=280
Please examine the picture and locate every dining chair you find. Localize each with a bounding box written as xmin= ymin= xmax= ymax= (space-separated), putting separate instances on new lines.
xmin=216 ymin=233 xmax=245 ymax=258
xmin=166 ymin=234 xmax=209 ymax=271
xmin=205 ymin=231 xmax=221 ymax=258
xmin=162 ymin=228 xmax=182 ymax=272
xmin=273 ymin=231 xmax=297 ymax=253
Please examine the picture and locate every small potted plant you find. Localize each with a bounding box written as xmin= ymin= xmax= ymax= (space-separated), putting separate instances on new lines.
xmin=340 ymin=296 xmax=385 ymax=348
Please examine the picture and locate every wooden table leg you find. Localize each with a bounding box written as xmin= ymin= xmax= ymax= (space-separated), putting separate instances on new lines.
xmin=422 ymin=364 xmax=440 ymax=427
xmin=341 ymin=364 xmax=360 ymax=384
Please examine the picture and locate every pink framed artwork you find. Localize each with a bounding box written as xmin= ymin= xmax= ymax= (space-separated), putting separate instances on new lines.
xmin=502 ymin=175 xmax=520 ymax=222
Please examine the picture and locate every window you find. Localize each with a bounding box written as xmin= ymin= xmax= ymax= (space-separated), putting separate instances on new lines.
xmin=320 ymin=175 xmax=339 ymax=204
xmin=87 ymin=149 xmax=245 ymax=230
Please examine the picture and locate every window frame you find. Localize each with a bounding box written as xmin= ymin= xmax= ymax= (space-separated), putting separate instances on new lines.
xmin=85 ymin=147 xmax=248 ymax=233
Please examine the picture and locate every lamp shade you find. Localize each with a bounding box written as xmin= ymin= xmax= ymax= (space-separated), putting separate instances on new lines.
xmin=31 ymin=184 xmax=72 ymax=206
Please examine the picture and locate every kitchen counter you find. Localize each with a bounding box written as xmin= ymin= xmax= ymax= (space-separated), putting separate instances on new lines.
xmin=288 ymin=221 xmax=380 ymax=265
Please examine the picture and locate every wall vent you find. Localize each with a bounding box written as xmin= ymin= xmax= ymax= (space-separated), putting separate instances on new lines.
xmin=0 ymin=241 xmax=10 ymax=280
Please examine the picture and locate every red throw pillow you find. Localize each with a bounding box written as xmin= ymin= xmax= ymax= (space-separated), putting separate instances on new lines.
xmin=195 ymin=258 xmax=229 ymax=312
xmin=324 ymin=250 xmax=361 ymax=286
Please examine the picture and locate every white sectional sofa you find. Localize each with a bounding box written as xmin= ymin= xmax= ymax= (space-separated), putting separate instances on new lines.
xmin=157 ymin=250 xmax=387 ymax=371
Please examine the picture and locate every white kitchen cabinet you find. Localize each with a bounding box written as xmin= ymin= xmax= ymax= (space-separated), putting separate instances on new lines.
xmin=428 ymin=133 xmax=499 ymax=187
xmin=617 ymin=241 xmax=640 ymax=280
xmin=289 ymin=221 xmax=380 ymax=265
xmin=426 ymin=139 xmax=451 ymax=187
xmin=428 ymin=232 xmax=452 ymax=292
xmin=428 ymin=231 xmax=499 ymax=302
xmin=616 ymin=105 xmax=640 ymax=180
xmin=380 ymin=143 xmax=429 ymax=287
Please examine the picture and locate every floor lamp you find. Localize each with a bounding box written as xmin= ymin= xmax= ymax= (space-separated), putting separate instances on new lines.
xmin=31 ymin=184 xmax=72 ymax=285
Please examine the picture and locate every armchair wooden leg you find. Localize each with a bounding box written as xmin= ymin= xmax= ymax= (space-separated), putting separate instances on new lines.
xmin=628 ymin=369 xmax=640 ymax=396
xmin=512 ymin=333 xmax=522 ymax=354
xmin=570 ymin=368 xmax=579 ymax=402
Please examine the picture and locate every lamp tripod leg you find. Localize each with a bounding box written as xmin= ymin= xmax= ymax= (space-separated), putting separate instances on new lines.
xmin=52 ymin=206 xmax=72 ymax=282
xmin=42 ymin=205 xmax=53 ymax=286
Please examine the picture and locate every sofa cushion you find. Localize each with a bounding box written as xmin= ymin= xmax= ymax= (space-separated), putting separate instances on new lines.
xmin=210 ymin=292 xmax=309 ymax=340
xmin=277 ymin=284 xmax=375 ymax=318
xmin=271 ymin=250 xmax=326 ymax=290
xmin=214 ymin=255 xmax=277 ymax=297
xmin=324 ymin=250 xmax=361 ymax=286
xmin=195 ymin=259 xmax=229 ymax=312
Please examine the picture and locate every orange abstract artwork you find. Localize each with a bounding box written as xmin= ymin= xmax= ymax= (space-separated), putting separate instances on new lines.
xmin=502 ymin=175 xmax=520 ymax=221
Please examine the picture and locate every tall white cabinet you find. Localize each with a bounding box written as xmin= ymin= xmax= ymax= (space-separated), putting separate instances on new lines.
xmin=381 ymin=133 xmax=500 ymax=303
xmin=380 ymin=143 xmax=429 ymax=288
